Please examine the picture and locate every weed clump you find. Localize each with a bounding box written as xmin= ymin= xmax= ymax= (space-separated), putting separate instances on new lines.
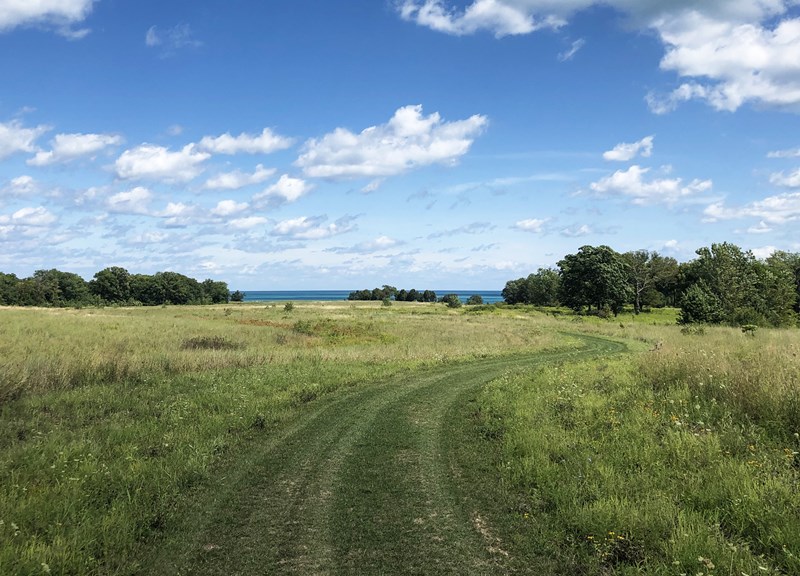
xmin=181 ymin=336 xmax=243 ymax=351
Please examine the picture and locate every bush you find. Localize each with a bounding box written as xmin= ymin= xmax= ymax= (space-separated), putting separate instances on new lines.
xmin=439 ymin=294 xmax=462 ymax=308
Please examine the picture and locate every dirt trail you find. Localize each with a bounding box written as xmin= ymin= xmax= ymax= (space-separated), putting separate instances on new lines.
xmin=140 ymin=334 xmax=626 ymax=575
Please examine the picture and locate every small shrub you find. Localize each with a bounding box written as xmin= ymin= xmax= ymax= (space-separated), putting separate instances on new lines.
xmin=382 ymin=297 xmax=392 ymax=307
xmin=440 ymin=294 xmax=462 ymax=308
xmin=680 ymin=324 xmax=706 ymax=336
xmin=181 ymin=336 xmax=243 ymax=351
xmin=741 ymin=324 xmax=757 ymax=336
xmin=284 ymin=302 xmax=295 ymax=313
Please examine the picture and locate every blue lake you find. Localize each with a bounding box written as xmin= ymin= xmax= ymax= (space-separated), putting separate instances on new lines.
xmin=241 ymin=290 xmax=504 ymax=304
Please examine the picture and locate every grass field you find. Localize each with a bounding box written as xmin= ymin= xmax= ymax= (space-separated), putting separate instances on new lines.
xmin=1 ymin=302 xmax=798 ymax=574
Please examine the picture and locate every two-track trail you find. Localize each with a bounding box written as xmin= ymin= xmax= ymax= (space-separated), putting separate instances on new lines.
xmin=140 ymin=333 xmax=626 ymax=575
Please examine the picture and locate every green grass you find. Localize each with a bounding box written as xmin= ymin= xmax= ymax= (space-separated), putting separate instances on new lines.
xmin=1 ymin=302 xmax=798 ymax=574
xmin=471 ymin=325 xmax=800 ymax=574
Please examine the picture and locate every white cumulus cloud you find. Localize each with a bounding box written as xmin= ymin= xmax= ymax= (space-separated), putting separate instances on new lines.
xmin=2 ymin=175 xmax=39 ymax=197
xmin=211 ymin=200 xmax=249 ymax=217
xmin=295 ymin=104 xmax=488 ymax=179
xmin=603 ymin=135 xmax=654 ymax=162
xmin=0 ymin=0 xmax=95 ymax=36
xmin=704 ymin=192 xmax=800 ymax=224
xmin=6 ymin=206 xmax=57 ymax=226
xmin=0 ymin=120 xmax=50 ymax=159
xmin=400 ymin=1 xmax=800 ymax=112
xmin=198 ymin=128 xmax=294 ymax=155
xmin=271 ymin=215 xmax=356 ymax=240
xmin=203 ymin=164 xmax=275 ymax=190
xmin=28 ymin=132 xmax=122 ymax=166
xmin=770 ymin=169 xmax=800 ymax=188
xmin=253 ymin=174 xmax=313 ymax=207
xmin=115 ymin=144 xmax=210 ymax=182
xmin=589 ymin=165 xmax=712 ymax=205
xmin=514 ymin=218 xmax=548 ymax=233
xmin=106 ymin=187 xmax=153 ymax=215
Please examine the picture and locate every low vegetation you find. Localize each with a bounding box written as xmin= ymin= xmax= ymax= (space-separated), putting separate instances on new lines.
xmin=0 ymin=301 xmax=797 ymax=574
xmin=473 ymin=324 xmax=800 ymax=574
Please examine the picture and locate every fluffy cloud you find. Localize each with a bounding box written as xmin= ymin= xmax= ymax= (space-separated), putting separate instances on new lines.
xmin=106 ymin=187 xmax=153 ymax=215
xmin=0 ymin=0 xmax=95 ymax=35
xmin=398 ymin=0 xmax=545 ymax=37
xmin=770 ymin=169 xmax=800 ymax=188
xmin=0 ymin=206 xmax=57 ymax=226
xmin=203 ymin=164 xmax=275 ymax=190
xmin=271 ymin=215 xmax=356 ymax=240
xmin=399 ymin=1 xmax=800 ymax=112
xmin=252 ymin=174 xmax=313 ymax=207
xmin=704 ymin=192 xmax=800 ymax=224
xmin=295 ymin=105 xmax=488 ymax=179
xmin=0 ymin=120 xmax=49 ymax=159
xmin=2 ymin=175 xmax=39 ymax=197
xmin=603 ymin=136 xmax=654 ymax=162
xmin=115 ymin=144 xmax=209 ymax=182
xmin=589 ymin=165 xmax=712 ymax=205
xmin=653 ymin=13 xmax=800 ymax=112
xmin=514 ymin=218 xmax=548 ymax=233
xmin=198 ymin=128 xmax=293 ymax=155
xmin=28 ymin=132 xmax=122 ymax=166
xmin=211 ymin=200 xmax=249 ymax=217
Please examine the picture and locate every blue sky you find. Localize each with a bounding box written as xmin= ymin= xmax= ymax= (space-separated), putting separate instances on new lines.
xmin=1 ymin=0 xmax=799 ymax=290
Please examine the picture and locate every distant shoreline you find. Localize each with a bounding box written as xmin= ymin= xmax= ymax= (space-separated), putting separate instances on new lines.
xmin=240 ymin=290 xmax=504 ymax=303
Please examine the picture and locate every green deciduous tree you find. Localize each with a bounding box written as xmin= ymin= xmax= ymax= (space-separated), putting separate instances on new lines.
xmin=558 ymin=245 xmax=631 ymax=315
xmin=502 ymin=268 xmax=560 ymax=306
xmin=90 ymin=266 xmax=131 ymax=303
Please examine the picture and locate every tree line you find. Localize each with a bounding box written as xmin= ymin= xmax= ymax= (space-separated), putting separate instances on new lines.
xmin=502 ymin=243 xmax=800 ymax=327
xmin=0 ymin=267 xmax=231 ymax=307
xmin=348 ymin=286 xmax=438 ymax=303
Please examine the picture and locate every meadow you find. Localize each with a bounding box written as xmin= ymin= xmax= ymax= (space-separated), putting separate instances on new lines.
xmin=0 ymin=302 xmax=798 ymax=574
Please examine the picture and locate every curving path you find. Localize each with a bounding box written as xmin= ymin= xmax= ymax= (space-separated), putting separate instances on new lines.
xmin=140 ymin=333 xmax=626 ymax=575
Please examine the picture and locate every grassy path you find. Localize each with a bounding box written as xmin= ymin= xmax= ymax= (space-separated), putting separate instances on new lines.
xmin=140 ymin=333 xmax=627 ymax=575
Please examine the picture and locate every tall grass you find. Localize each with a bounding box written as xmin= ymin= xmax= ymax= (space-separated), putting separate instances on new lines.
xmin=477 ymin=323 xmax=800 ymax=574
xmin=0 ymin=302 xmax=564 ymax=574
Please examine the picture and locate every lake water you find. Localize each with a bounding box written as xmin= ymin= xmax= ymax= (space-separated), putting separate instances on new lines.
xmin=241 ymin=290 xmax=504 ymax=304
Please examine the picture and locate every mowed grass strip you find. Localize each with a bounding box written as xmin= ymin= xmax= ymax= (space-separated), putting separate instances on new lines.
xmin=0 ymin=303 xmax=565 ymax=574
xmin=139 ymin=334 xmax=625 ymax=575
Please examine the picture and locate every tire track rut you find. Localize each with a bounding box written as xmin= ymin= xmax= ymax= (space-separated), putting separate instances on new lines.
xmin=140 ymin=333 xmax=626 ymax=575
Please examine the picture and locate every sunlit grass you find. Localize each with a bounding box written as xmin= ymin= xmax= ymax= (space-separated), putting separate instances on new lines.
xmin=2 ymin=302 xmax=797 ymax=574
xmin=0 ymin=301 xmax=564 ymax=574
xmin=476 ymin=322 xmax=800 ymax=574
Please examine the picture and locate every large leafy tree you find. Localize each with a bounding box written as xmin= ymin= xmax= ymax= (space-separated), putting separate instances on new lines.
xmin=0 ymin=272 xmax=20 ymax=305
xmin=90 ymin=266 xmax=131 ymax=303
xmin=767 ymin=251 xmax=800 ymax=315
xmin=502 ymin=268 xmax=560 ymax=305
xmin=623 ymin=251 xmax=680 ymax=313
xmin=32 ymin=269 xmax=90 ymax=306
xmin=201 ymin=279 xmax=230 ymax=304
xmin=558 ymin=245 xmax=631 ymax=314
